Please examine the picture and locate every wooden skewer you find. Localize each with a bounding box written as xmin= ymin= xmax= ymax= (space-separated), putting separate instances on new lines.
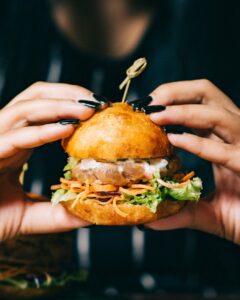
xmin=119 ymin=57 xmax=147 ymax=103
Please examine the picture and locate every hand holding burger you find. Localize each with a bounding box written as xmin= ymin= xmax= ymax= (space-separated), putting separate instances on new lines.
xmin=144 ymin=79 xmax=240 ymax=244
xmin=0 ymin=82 xmax=106 ymax=242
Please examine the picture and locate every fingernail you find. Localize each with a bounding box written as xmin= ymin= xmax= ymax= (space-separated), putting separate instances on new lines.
xmin=136 ymin=225 xmax=151 ymax=232
xmin=59 ymin=119 xmax=80 ymax=125
xmin=128 ymin=96 xmax=152 ymax=109
xmin=165 ymin=126 xmax=183 ymax=134
xmin=141 ymin=105 xmax=166 ymax=114
xmin=78 ymin=100 xmax=101 ymax=110
xmin=93 ymin=94 xmax=110 ymax=105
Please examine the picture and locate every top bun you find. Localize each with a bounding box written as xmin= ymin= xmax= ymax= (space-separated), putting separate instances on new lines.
xmin=62 ymin=102 xmax=171 ymax=161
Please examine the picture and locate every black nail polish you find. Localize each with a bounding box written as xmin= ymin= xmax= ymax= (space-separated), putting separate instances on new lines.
xmin=59 ymin=119 xmax=80 ymax=125
xmin=78 ymin=100 xmax=101 ymax=110
xmin=128 ymin=96 xmax=152 ymax=106
xmin=141 ymin=105 xmax=166 ymax=114
xmin=93 ymin=94 xmax=110 ymax=105
xmin=165 ymin=126 xmax=183 ymax=134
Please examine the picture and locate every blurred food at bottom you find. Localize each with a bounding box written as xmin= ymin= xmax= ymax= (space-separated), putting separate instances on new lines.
xmin=0 ymin=232 xmax=87 ymax=299
xmin=0 ymin=193 xmax=87 ymax=299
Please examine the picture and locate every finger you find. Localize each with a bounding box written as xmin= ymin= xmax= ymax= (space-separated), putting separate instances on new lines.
xmin=146 ymin=203 xmax=198 ymax=230
xmin=19 ymin=201 xmax=90 ymax=235
xmin=168 ymin=132 xmax=240 ymax=173
xmin=7 ymin=82 xmax=92 ymax=107
xmin=145 ymin=200 xmax=223 ymax=238
xmin=150 ymin=104 xmax=240 ymax=144
xmin=0 ymin=150 xmax=31 ymax=174
xmin=0 ymin=98 xmax=98 ymax=134
xmin=0 ymin=123 xmax=74 ymax=159
xmin=150 ymin=80 xmax=239 ymax=113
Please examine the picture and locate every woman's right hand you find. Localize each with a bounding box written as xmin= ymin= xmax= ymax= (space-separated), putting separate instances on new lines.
xmin=0 ymin=82 xmax=103 ymax=241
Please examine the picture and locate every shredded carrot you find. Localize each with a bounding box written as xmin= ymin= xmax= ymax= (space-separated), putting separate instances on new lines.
xmin=119 ymin=187 xmax=147 ymax=195
xmin=157 ymin=178 xmax=189 ymax=189
xmin=60 ymin=177 xmax=74 ymax=184
xmin=70 ymin=182 xmax=82 ymax=188
xmin=181 ymin=171 xmax=195 ymax=182
xmin=60 ymin=183 xmax=69 ymax=190
xmin=70 ymin=188 xmax=83 ymax=193
xmin=130 ymin=184 xmax=154 ymax=191
xmin=91 ymin=183 xmax=118 ymax=192
xmin=113 ymin=197 xmax=128 ymax=218
xmin=71 ymin=192 xmax=86 ymax=209
xmin=50 ymin=184 xmax=62 ymax=190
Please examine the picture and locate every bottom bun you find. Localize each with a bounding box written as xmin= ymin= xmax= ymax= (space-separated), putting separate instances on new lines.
xmin=62 ymin=199 xmax=185 ymax=225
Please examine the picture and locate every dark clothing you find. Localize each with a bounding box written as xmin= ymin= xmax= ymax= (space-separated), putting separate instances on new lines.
xmin=1 ymin=0 xmax=240 ymax=292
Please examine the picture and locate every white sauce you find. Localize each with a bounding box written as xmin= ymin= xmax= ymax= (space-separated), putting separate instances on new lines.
xmin=143 ymin=159 xmax=168 ymax=176
xmin=78 ymin=158 xmax=168 ymax=176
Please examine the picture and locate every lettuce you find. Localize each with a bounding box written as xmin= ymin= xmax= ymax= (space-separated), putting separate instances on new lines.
xmin=125 ymin=190 xmax=164 ymax=213
xmin=123 ymin=177 xmax=202 ymax=213
xmin=64 ymin=171 xmax=72 ymax=180
xmin=63 ymin=157 xmax=78 ymax=180
xmin=166 ymin=177 xmax=202 ymax=201
xmin=51 ymin=189 xmax=76 ymax=206
xmin=63 ymin=157 xmax=78 ymax=171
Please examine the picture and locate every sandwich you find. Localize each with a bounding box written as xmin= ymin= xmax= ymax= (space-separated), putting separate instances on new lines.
xmin=51 ymin=102 xmax=202 ymax=225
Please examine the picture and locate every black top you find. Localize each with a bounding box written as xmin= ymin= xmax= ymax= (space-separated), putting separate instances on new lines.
xmin=1 ymin=0 xmax=240 ymax=293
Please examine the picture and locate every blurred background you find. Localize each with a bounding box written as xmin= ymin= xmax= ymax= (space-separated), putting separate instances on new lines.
xmin=0 ymin=0 xmax=240 ymax=297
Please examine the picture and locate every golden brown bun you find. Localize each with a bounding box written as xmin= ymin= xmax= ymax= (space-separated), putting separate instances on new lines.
xmin=62 ymin=102 xmax=171 ymax=161
xmin=62 ymin=200 xmax=184 ymax=225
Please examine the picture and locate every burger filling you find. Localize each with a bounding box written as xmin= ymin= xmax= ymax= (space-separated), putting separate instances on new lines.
xmin=51 ymin=157 xmax=202 ymax=216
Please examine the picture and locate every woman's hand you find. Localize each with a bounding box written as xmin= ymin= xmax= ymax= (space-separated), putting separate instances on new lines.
xmin=145 ymin=80 xmax=240 ymax=244
xmin=0 ymin=82 xmax=104 ymax=241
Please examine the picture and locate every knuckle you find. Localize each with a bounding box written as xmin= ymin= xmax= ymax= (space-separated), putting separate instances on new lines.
xmin=31 ymin=81 xmax=46 ymax=88
xmin=159 ymin=83 xmax=174 ymax=97
xmin=198 ymin=79 xmax=213 ymax=91
xmin=152 ymin=83 xmax=174 ymax=103
xmin=35 ymin=127 xmax=47 ymax=145
xmin=220 ymin=144 xmax=232 ymax=166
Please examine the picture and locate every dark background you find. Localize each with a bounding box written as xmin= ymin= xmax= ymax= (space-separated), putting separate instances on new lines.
xmin=0 ymin=0 xmax=240 ymax=295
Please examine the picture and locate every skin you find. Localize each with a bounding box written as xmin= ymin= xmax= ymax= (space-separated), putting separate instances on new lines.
xmin=0 ymin=82 xmax=107 ymax=241
xmin=145 ymin=79 xmax=240 ymax=244
xmin=51 ymin=0 xmax=154 ymax=58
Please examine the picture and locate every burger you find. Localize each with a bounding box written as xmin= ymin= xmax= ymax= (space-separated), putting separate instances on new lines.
xmin=51 ymin=102 xmax=202 ymax=225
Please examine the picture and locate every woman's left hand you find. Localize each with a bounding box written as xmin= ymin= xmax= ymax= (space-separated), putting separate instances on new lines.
xmin=143 ymin=80 xmax=240 ymax=244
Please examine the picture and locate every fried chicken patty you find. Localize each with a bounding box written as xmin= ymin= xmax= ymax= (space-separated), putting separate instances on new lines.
xmin=72 ymin=158 xmax=180 ymax=186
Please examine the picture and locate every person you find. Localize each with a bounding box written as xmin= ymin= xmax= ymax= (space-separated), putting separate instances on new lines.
xmin=1 ymin=78 xmax=240 ymax=245
xmin=1 ymin=0 xmax=240 ymax=289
